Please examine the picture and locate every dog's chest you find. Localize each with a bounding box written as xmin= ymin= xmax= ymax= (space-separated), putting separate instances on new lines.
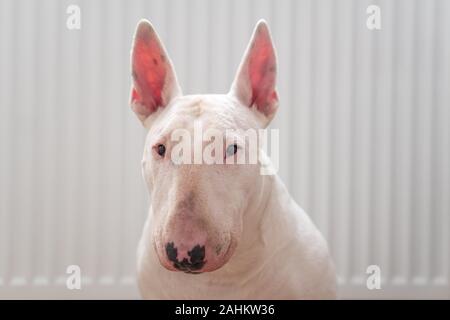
xmin=138 ymin=267 xmax=296 ymax=299
xmin=137 ymin=241 xmax=309 ymax=299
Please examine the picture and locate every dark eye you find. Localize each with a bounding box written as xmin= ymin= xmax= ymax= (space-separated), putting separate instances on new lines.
xmin=226 ymin=144 xmax=238 ymax=157
xmin=156 ymin=144 xmax=166 ymax=157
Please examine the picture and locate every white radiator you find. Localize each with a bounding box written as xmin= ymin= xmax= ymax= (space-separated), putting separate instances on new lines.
xmin=0 ymin=0 xmax=449 ymax=299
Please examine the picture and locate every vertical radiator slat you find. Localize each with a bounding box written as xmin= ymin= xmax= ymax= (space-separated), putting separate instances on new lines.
xmin=350 ymin=0 xmax=374 ymax=284
xmin=186 ymin=0 xmax=209 ymax=95
xmin=0 ymin=0 xmax=14 ymax=286
xmin=309 ymin=0 xmax=333 ymax=242
xmin=390 ymin=0 xmax=415 ymax=285
xmin=432 ymin=0 xmax=450 ymax=285
xmin=76 ymin=0 xmax=91 ymax=285
xmin=209 ymin=0 xmax=231 ymax=93
xmin=9 ymin=0 xmax=37 ymax=286
xmin=307 ymin=0 xmax=319 ymax=222
xmin=330 ymin=0 xmax=354 ymax=284
xmin=82 ymin=0 xmax=103 ymax=285
xmin=291 ymin=0 xmax=312 ymax=213
xmin=60 ymin=0 xmax=82 ymax=284
xmin=166 ymin=0 xmax=188 ymax=91
xmin=370 ymin=0 xmax=394 ymax=284
xmin=95 ymin=0 xmax=126 ymax=285
xmin=410 ymin=0 xmax=435 ymax=285
xmin=31 ymin=0 xmax=59 ymax=286
xmin=230 ymin=0 xmax=251 ymax=78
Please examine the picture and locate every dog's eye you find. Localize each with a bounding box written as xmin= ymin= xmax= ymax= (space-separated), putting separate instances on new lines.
xmin=156 ymin=144 xmax=166 ymax=157
xmin=226 ymin=144 xmax=238 ymax=157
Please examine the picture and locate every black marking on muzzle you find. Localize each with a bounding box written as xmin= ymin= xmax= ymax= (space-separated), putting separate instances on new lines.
xmin=165 ymin=242 xmax=206 ymax=273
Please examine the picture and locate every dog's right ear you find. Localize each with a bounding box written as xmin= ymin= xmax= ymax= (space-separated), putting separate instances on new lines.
xmin=130 ymin=20 xmax=181 ymax=123
xmin=229 ymin=20 xmax=278 ymax=128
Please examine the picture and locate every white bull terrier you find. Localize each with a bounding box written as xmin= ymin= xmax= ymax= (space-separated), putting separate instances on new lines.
xmin=131 ymin=19 xmax=337 ymax=299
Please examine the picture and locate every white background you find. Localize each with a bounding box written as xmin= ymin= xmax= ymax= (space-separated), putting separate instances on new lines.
xmin=0 ymin=0 xmax=449 ymax=299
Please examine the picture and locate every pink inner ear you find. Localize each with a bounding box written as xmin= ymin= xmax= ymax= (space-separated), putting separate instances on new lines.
xmin=248 ymin=32 xmax=277 ymax=116
xmin=132 ymin=35 xmax=167 ymax=114
xmin=131 ymin=88 xmax=140 ymax=101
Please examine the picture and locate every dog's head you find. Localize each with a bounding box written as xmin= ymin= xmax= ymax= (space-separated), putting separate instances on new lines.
xmin=130 ymin=20 xmax=278 ymax=273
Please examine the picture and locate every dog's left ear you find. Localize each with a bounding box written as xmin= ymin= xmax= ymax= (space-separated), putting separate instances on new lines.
xmin=229 ymin=20 xmax=278 ymax=127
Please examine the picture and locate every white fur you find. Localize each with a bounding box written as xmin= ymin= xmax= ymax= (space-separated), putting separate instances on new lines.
xmin=132 ymin=20 xmax=337 ymax=299
xmin=135 ymin=94 xmax=337 ymax=299
xmin=137 ymin=176 xmax=337 ymax=299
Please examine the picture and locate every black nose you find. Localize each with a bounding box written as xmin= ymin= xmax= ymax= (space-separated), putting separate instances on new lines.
xmin=165 ymin=242 xmax=206 ymax=273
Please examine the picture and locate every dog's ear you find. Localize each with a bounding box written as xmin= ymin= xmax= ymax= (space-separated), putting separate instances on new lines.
xmin=130 ymin=20 xmax=181 ymax=123
xmin=229 ymin=20 xmax=278 ymax=126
